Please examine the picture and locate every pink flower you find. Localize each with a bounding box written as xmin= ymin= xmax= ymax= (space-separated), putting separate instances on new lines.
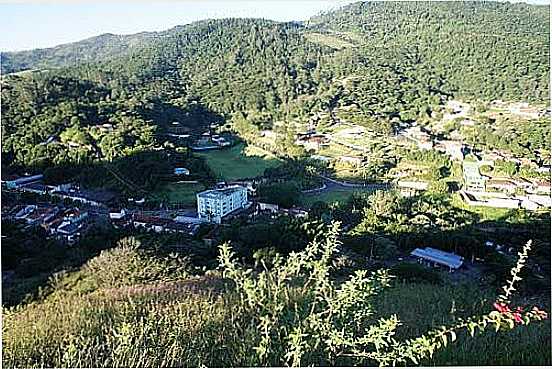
xmin=532 ymin=307 xmax=549 ymax=320
xmin=512 ymin=312 xmax=523 ymax=324
xmin=493 ymin=302 xmax=511 ymax=313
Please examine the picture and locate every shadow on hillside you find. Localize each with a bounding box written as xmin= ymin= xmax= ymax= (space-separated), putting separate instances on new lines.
xmin=35 ymin=146 xmax=217 ymax=199
xmin=2 ymin=203 xmax=550 ymax=308
xmin=137 ymin=99 xmax=225 ymax=135
xmin=340 ymin=207 xmax=551 ymax=296
xmin=196 ymin=142 xmax=282 ymax=182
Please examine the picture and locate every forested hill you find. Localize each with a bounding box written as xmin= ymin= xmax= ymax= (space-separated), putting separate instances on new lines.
xmin=1 ymin=2 xmax=549 ymax=169
xmin=1 ymin=32 xmax=159 ymax=74
xmin=307 ymin=1 xmax=550 ymax=103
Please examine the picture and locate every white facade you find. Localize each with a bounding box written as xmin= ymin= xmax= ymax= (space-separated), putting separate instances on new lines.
xmin=197 ymin=186 xmax=248 ymax=223
xmin=109 ymin=209 xmax=127 ymax=220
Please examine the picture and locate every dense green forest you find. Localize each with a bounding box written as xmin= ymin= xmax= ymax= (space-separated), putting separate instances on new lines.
xmin=1 ymin=32 xmax=158 ymax=74
xmin=309 ymin=1 xmax=550 ymax=103
xmin=1 ymin=2 xmax=549 ymax=170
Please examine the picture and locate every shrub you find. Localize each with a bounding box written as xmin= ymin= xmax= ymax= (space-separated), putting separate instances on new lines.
xmin=2 ymin=227 xmax=548 ymax=367
xmin=257 ymin=181 xmax=301 ymax=208
xmin=83 ymin=237 xmax=192 ymax=288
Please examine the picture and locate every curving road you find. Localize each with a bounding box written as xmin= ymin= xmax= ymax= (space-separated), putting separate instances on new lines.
xmin=302 ymin=175 xmax=392 ymax=196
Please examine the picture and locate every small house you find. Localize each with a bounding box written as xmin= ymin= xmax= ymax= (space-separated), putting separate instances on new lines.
xmin=339 ymin=155 xmax=365 ymax=166
xmin=174 ymin=167 xmax=190 ymax=176
xmin=56 ymin=222 xmax=83 ymax=245
xmin=4 ymin=174 xmax=44 ymax=189
xmin=109 ymin=208 xmax=127 ymax=220
xmin=258 ymin=202 xmax=279 ymax=214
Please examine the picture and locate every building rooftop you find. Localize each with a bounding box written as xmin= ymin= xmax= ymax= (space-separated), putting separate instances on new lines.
xmin=165 ymin=222 xmax=200 ymax=235
xmin=25 ymin=206 xmax=58 ymax=222
xmin=133 ymin=214 xmax=171 ymax=226
xmin=4 ymin=174 xmax=43 ymax=185
xmin=21 ymin=182 xmax=50 ymax=192
xmin=53 ymin=187 xmax=116 ymax=203
xmin=57 ymin=222 xmax=81 ymax=235
xmin=197 ymin=185 xmax=246 ymax=200
xmin=63 ymin=208 xmax=86 ymax=218
xmin=411 ymin=247 xmax=464 ymax=269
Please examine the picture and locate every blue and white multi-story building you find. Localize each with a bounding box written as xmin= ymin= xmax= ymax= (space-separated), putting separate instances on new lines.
xmin=197 ymin=185 xmax=248 ymax=223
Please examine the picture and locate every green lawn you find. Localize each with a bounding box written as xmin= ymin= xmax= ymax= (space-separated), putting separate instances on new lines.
xmin=152 ymin=182 xmax=206 ymax=206
xmin=318 ymin=142 xmax=355 ymax=157
xmin=196 ymin=143 xmax=281 ymax=181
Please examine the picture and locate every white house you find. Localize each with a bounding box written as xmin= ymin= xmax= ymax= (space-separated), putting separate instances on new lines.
xmin=258 ymin=202 xmax=279 ymax=213
xmin=528 ymin=194 xmax=552 ymax=208
xmin=109 ymin=209 xmax=127 ymax=220
xmin=521 ymin=199 xmax=540 ymax=211
xmin=14 ymin=205 xmax=37 ymax=220
xmin=174 ymin=167 xmax=190 ymax=176
xmin=132 ymin=214 xmax=167 ymax=233
xmin=339 ymin=155 xmax=365 ymax=166
xmin=197 ymin=185 xmax=248 ymax=223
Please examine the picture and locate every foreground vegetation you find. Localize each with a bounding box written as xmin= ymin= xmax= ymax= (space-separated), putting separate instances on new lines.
xmin=2 ymin=228 xmax=549 ymax=367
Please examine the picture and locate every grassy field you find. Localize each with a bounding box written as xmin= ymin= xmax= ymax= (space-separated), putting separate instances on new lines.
xmin=152 ymin=182 xmax=206 ymax=206
xmin=451 ymin=193 xmax=512 ymax=221
xmin=4 ymin=258 xmax=549 ymax=368
xmin=196 ymin=143 xmax=281 ymax=181
xmin=375 ymin=283 xmax=551 ymax=367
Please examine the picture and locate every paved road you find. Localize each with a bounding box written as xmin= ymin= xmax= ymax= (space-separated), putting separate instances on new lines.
xmin=319 ymin=175 xmax=392 ymax=191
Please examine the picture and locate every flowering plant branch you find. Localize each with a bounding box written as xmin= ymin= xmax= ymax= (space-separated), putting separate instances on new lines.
xmin=218 ymin=224 xmax=548 ymax=367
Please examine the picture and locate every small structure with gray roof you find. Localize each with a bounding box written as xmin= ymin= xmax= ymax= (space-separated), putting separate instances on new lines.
xmin=410 ymin=247 xmax=464 ymax=272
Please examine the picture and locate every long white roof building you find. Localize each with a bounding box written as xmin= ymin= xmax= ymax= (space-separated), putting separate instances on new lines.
xmin=410 ymin=247 xmax=464 ymax=271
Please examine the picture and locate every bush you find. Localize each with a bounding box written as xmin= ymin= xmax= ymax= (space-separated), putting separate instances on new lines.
xmin=216 ymin=227 xmax=548 ymax=366
xmin=83 ymin=237 xmax=192 ymax=288
xmin=257 ymin=181 xmax=301 ymax=208
xmin=2 ymin=228 xmax=548 ymax=368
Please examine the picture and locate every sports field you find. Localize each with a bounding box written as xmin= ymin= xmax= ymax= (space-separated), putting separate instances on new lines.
xmin=196 ymin=143 xmax=281 ymax=181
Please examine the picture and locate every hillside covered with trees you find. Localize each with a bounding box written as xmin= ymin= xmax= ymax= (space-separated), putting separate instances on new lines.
xmin=1 ymin=1 xmax=549 ymax=170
